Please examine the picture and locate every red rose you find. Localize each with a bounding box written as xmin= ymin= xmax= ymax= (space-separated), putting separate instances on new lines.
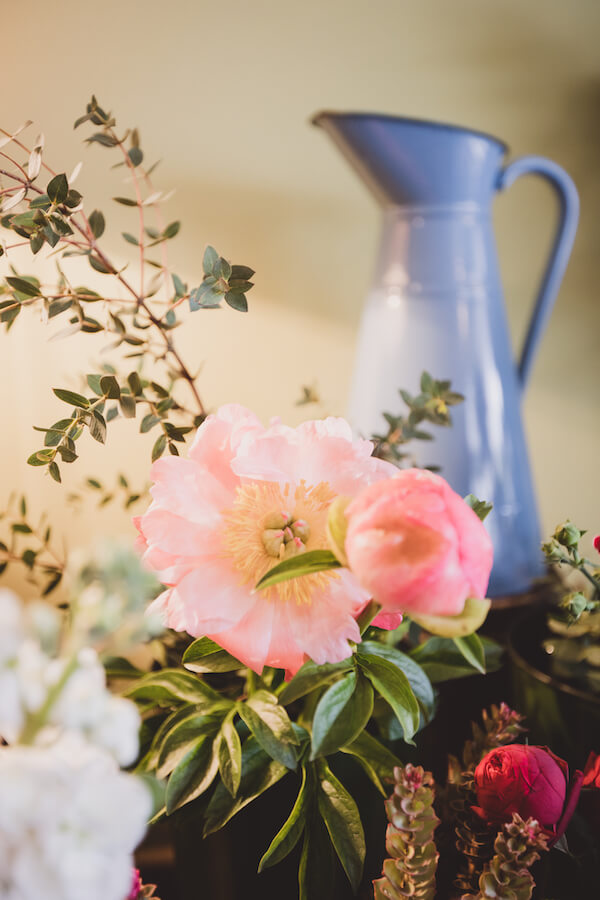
xmin=473 ymin=744 xmax=583 ymax=844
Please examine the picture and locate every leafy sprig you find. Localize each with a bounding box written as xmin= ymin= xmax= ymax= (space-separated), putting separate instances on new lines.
xmin=0 ymin=96 xmax=255 ymax=475
xmin=0 ymin=494 xmax=64 ymax=594
xmin=371 ymin=371 xmax=464 ymax=467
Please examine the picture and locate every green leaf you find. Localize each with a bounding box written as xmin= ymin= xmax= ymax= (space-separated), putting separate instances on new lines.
xmin=172 ymin=273 xmax=186 ymax=298
xmin=12 ymin=522 xmax=33 ymax=534
xmin=316 ymin=759 xmax=365 ymax=892
xmin=203 ymin=736 xmax=288 ymax=837
xmin=258 ymin=766 xmax=310 ymax=872
xmin=151 ymin=433 xmax=167 ymax=462
xmin=56 ymin=445 xmax=77 ymax=462
xmin=231 ymin=264 xmax=255 ymax=280
xmin=218 ymin=711 xmax=242 ymax=797
xmin=119 ymin=393 xmax=136 ymax=418
xmin=255 ymin=549 xmax=341 ymax=591
xmin=128 ymin=146 xmax=143 ymax=167
xmin=127 ymin=371 xmax=143 ymax=396
xmin=89 ymin=410 xmax=107 ymax=443
xmin=278 ymin=658 xmax=353 ymax=706
xmin=86 ymin=132 xmax=118 ymax=148
xmin=6 ymin=276 xmax=41 ymax=298
xmin=298 ymin=806 xmax=334 ymax=900
xmin=47 ymin=174 xmax=68 ymax=204
xmin=340 ymin=731 xmax=402 ymax=796
xmin=410 ymin=635 xmax=502 ymax=682
xmin=49 ymin=461 xmax=61 ymax=483
xmin=88 ymin=210 xmax=105 ymax=239
xmin=163 ymin=221 xmax=180 ymax=239
xmin=357 ymin=651 xmax=419 ymax=743
xmin=358 ymin=641 xmax=434 ymax=722
xmin=27 ymin=451 xmax=50 ymax=467
xmin=310 ymin=670 xmax=373 ymax=759
xmin=88 ymin=254 xmax=112 ymax=274
xmin=122 ymin=232 xmax=139 ymax=246
xmin=113 ymin=196 xmax=138 ymax=206
xmin=157 ymin=712 xmax=223 ymax=778
xmin=237 ymin=690 xmax=298 ymax=769
xmin=53 ymin=389 xmax=89 ymax=409
xmin=141 ymin=413 xmax=160 ymax=434
xmin=87 ymin=374 xmax=103 ymax=395
xmin=125 ymin=669 xmax=223 ymax=707
xmin=453 ymin=633 xmax=486 ymax=674
xmin=464 ymin=494 xmax=493 ymax=521
xmin=165 ymin=734 xmax=219 ymax=814
xmin=225 ymin=292 xmax=248 ymax=312
xmin=203 ymin=245 xmax=219 ymax=275
xmin=99 ymin=375 xmax=120 ymax=399
xmin=183 ymin=637 xmax=243 ymax=674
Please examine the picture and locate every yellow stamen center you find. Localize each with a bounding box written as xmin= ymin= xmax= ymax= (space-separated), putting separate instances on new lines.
xmin=221 ymin=479 xmax=339 ymax=604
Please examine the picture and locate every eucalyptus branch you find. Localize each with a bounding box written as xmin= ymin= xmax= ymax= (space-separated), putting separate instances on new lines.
xmin=1 ymin=98 xmax=256 ymax=480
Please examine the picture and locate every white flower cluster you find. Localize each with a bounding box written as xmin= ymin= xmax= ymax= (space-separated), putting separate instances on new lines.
xmin=0 ymin=588 xmax=152 ymax=900
xmin=0 ymin=590 xmax=140 ymax=765
xmin=0 ymin=734 xmax=151 ymax=900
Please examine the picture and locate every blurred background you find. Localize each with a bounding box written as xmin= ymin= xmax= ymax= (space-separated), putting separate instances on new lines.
xmin=1 ymin=0 xmax=599 ymax=596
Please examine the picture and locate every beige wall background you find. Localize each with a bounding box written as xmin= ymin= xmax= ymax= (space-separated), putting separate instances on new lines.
xmin=1 ymin=0 xmax=599 ymax=595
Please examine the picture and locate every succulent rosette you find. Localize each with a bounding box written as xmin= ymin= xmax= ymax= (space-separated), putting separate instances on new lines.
xmin=135 ymin=404 xmax=398 ymax=675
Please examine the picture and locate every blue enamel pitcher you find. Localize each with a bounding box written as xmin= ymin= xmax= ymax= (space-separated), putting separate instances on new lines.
xmin=313 ymin=112 xmax=579 ymax=597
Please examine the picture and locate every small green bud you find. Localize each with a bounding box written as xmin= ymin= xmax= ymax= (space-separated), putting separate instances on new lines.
xmin=560 ymin=591 xmax=591 ymax=621
xmin=554 ymin=520 xmax=583 ymax=549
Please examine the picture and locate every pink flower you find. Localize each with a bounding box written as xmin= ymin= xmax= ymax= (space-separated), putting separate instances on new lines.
xmin=127 ymin=869 xmax=142 ymax=900
xmin=593 ymin=535 xmax=600 ymax=554
xmin=343 ymin=469 xmax=493 ymax=617
xmin=473 ymin=744 xmax=583 ymax=845
xmin=135 ymin=405 xmax=398 ymax=675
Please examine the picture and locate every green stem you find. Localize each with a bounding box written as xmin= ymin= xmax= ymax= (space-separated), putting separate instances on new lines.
xmin=19 ymin=654 xmax=79 ymax=744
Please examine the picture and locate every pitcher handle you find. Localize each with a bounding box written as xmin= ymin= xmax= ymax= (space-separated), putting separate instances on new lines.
xmin=497 ymin=155 xmax=579 ymax=389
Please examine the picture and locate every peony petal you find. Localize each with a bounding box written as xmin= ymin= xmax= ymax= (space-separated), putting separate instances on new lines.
xmin=285 ymin=570 xmax=363 ymax=666
xmin=171 ymin=566 xmax=256 ymax=634
xmin=138 ymin=506 xmax=217 ymax=558
xmin=150 ymin=457 xmax=233 ymax=525
xmin=208 ymin=598 xmax=276 ymax=674
xmin=188 ymin=405 xmax=263 ymax=491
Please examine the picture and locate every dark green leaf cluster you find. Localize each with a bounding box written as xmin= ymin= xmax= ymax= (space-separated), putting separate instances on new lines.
xmin=371 ymin=371 xmax=464 ymax=467
xmin=0 ymin=494 xmax=63 ymax=594
xmin=188 ymin=246 xmax=254 ymax=313
xmin=127 ymin=626 xmax=448 ymax=896
xmin=0 ymin=172 xmax=81 ymax=271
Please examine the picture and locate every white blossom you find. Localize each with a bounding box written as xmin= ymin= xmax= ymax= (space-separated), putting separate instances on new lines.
xmin=0 ymin=736 xmax=151 ymax=900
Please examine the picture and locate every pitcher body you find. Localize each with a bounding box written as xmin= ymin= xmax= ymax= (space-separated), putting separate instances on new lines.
xmin=313 ymin=113 xmax=578 ymax=596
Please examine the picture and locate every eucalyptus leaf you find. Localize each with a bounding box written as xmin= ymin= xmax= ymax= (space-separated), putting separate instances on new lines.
xmin=53 ymin=389 xmax=89 ymax=409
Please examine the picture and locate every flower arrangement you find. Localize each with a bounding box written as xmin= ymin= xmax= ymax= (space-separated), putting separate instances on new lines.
xmin=0 ymin=99 xmax=597 ymax=900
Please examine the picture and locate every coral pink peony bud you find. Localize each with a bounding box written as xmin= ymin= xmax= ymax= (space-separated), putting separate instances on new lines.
xmin=473 ymin=744 xmax=583 ymax=845
xmin=343 ymin=469 xmax=493 ymax=617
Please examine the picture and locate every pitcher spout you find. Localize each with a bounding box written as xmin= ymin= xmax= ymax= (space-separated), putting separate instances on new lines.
xmin=312 ymin=111 xmax=507 ymax=208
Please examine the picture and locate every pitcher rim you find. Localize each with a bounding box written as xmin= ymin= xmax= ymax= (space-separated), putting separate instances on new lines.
xmin=311 ymin=110 xmax=509 ymax=153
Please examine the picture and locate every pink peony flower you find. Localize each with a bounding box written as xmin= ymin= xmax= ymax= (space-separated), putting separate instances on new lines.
xmin=135 ymin=405 xmax=398 ymax=675
xmin=593 ymin=535 xmax=600 ymax=554
xmin=343 ymin=469 xmax=493 ymax=617
xmin=473 ymin=744 xmax=583 ymax=845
